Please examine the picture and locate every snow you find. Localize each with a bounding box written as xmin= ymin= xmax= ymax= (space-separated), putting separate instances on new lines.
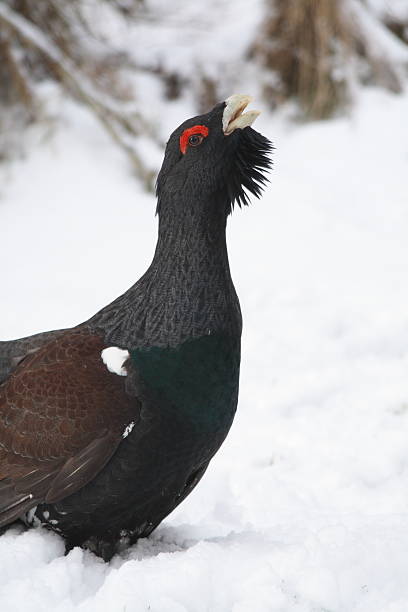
xmin=1 ymin=86 xmax=407 ymax=612
xmin=350 ymin=0 xmax=408 ymax=63
xmin=119 ymin=0 xmax=263 ymax=80
xmin=101 ymin=0 xmax=265 ymax=111
xmin=101 ymin=347 xmax=130 ymax=377
xmin=24 ymin=506 xmax=40 ymax=528
xmin=366 ymin=0 xmax=408 ymax=21
xmin=1 ymin=4 xmax=408 ymax=609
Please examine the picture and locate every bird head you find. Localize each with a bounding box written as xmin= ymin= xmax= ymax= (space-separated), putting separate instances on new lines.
xmin=156 ymin=94 xmax=273 ymax=216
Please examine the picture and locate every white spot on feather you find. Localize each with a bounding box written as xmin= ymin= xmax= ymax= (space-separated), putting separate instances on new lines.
xmin=122 ymin=421 xmax=135 ymax=438
xmin=101 ymin=347 xmax=129 ymax=376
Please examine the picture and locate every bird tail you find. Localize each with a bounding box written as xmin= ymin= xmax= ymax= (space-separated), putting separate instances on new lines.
xmin=0 ymin=479 xmax=38 ymax=528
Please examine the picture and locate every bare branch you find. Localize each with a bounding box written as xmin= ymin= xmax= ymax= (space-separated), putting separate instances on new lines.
xmin=0 ymin=2 xmax=154 ymax=187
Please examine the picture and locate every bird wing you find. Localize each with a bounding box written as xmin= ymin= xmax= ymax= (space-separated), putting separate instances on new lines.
xmin=0 ymin=330 xmax=138 ymax=527
xmin=0 ymin=328 xmax=67 ymax=384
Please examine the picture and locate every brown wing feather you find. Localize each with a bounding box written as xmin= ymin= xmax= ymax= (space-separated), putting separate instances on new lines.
xmin=0 ymin=328 xmax=67 ymax=384
xmin=45 ymin=431 xmax=119 ymax=503
xmin=0 ymin=330 xmax=138 ymax=527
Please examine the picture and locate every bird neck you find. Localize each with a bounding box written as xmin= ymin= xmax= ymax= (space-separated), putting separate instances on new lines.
xmin=152 ymin=200 xmax=230 ymax=283
xmin=88 ymin=195 xmax=242 ymax=348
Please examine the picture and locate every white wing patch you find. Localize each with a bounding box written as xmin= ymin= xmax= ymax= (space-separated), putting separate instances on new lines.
xmin=122 ymin=421 xmax=135 ymax=438
xmin=101 ymin=347 xmax=130 ymax=376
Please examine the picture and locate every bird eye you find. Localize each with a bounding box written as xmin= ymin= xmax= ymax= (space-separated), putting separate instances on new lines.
xmin=188 ymin=134 xmax=204 ymax=147
xmin=179 ymin=125 xmax=209 ymax=154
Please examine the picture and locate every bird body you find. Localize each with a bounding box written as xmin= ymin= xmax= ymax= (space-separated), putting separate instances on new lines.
xmin=0 ymin=95 xmax=272 ymax=559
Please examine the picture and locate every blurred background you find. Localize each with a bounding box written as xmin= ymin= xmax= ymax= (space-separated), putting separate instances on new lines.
xmin=1 ymin=0 xmax=407 ymax=176
xmin=0 ymin=1 xmax=408 ymax=611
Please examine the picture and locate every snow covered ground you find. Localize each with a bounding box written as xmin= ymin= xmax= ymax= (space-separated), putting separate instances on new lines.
xmin=1 ymin=45 xmax=408 ymax=612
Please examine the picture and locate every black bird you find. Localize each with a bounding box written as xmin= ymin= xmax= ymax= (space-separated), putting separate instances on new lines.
xmin=0 ymin=95 xmax=272 ymax=560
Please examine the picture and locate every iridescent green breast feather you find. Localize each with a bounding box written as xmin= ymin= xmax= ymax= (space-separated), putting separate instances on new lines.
xmin=130 ymin=334 xmax=240 ymax=431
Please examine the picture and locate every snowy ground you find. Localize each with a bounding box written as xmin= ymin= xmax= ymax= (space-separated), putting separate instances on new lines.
xmin=1 ymin=64 xmax=408 ymax=612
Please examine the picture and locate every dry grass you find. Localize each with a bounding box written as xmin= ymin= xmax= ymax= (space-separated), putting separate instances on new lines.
xmin=253 ymin=0 xmax=408 ymax=120
xmin=252 ymin=0 xmax=352 ymax=119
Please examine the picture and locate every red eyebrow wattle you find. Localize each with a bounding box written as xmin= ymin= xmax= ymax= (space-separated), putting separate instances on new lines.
xmin=179 ymin=125 xmax=209 ymax=154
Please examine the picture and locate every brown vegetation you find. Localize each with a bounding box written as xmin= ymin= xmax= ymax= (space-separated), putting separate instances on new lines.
xmin=252 ymin=0 xmax=407 ymax=120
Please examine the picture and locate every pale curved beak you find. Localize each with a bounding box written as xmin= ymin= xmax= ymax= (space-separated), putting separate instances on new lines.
xmin=222 ymin=94 xmax=261 ymax=135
